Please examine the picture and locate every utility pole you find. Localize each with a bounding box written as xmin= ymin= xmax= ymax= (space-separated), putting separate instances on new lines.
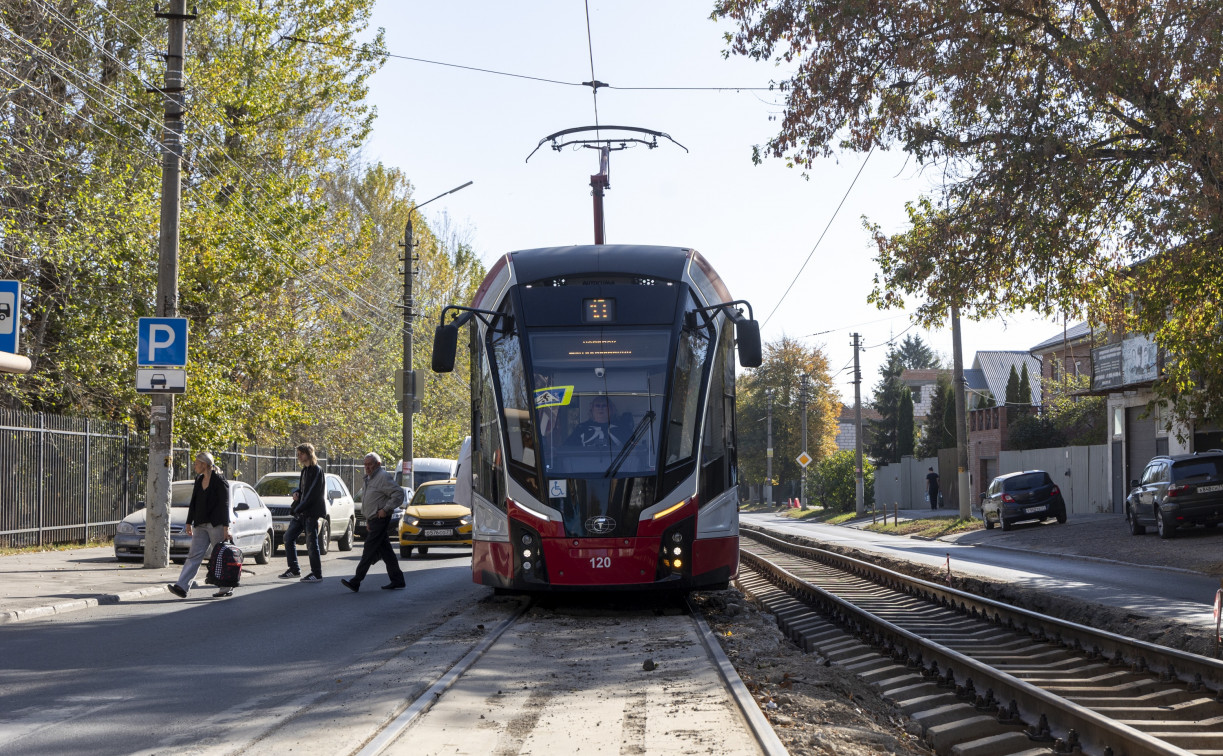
xmin=951 ymin=305 xmax=970 ymax=518
xmin=800 ymin=375 xmax=809 ymax=508
xmin=398 ymin=182 xmax=472 ymax=482
xmin=852 ymin=333 xmax=865 ymax=515
xmin=765 ymin=389 xmax=774 ymax=507
xmin=144 ymin=0 xmax=194 ymax=569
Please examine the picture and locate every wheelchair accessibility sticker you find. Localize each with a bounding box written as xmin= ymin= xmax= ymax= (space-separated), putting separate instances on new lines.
xmin=549 ymin=480 xmax=567 ymax=498
xmin=534 ymin=385 xmax=574 ymax=408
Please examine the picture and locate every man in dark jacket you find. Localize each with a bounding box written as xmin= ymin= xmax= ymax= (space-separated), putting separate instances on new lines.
xmin=280 ymin=443 xmax=327 ymax=582
xmin=168 ymin=452 xmax=232 ymax=598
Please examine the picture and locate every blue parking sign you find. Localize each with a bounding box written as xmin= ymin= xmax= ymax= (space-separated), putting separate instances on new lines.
xmin=0 ymin=280 xmax=19 ymax=354
xmin=137 ymin=317 xmax=188 ymax=367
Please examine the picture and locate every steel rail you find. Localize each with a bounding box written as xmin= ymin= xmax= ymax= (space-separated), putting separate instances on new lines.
xmin=741 ymin=533 xmax=1219 ymax=756
xmin=688 ymin=598 xmax=790 ymax=756
xmin=743 ymin=527 xmax=1223 ymax=695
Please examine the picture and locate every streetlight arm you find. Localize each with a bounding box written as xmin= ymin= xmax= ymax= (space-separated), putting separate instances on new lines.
xmin=412 ymin=181 xmax=473 ymax=214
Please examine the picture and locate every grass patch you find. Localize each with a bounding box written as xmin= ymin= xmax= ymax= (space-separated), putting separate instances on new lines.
xmin=0 ymin=538 xmax=113 ymax=557
xmin=864 ymin=517 xmax=984 ymax=538
xmin=781 ymin=507 xmax=829 ymax=521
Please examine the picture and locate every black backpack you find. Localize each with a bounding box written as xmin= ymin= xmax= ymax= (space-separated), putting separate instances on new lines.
xmin=205 ymin=542 xmax=244 ymax=588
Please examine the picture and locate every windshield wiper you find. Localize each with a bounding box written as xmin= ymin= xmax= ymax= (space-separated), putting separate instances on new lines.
xmin=604 ymin=411 xmax=656 ymax=478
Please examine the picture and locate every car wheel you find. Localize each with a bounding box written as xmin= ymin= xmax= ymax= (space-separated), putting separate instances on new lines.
xmin=255 ymin=532 xmax=272 ymax=565
xmin=417 ymin=546 xmax=429 ymax=556
xmin=1156 ymin=507 xmax=1176 ymax=539
xmin=1000 ymin=517 xmax=1012 ymax=532
xmin=338 ymin=518 xmax=354 ymax=551
xmin=401 ymin=546 xmax=412 ymax=559
xmin=318 ymin=520 xmax=331 ymax=555
xmin=984 ymin=513 xmax=995 ymax=530
xmin=1056 ymin=509 xmax=1067 ymax=524
xmin=1127 ymin=505 xmax=1146 ymax=535
xmin=172 ymin=558 xmax=185 ymax=565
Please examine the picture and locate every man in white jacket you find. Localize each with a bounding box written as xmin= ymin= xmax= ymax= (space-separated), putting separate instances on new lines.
xmin=341 ymin=453 xmax=406 ymax=592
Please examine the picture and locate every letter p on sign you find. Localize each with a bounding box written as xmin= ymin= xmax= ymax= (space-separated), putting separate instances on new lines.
xmin=137 ymin=317 xmax=188 ymax=367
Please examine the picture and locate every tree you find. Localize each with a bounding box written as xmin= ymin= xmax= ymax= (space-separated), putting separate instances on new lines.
xmin=867 ymin=349 xmax=906 ymax=464
xmin=917 ymin=376 xmax=955 ymax=458
xmin=1018 ymin=365 xmax=1032 ymax=410
xmin=896 ymin=334 xmax=939 ymax=369
xmin=737 ymin=337 xmax=839 ymax=490
xmin=713 ymin=0 xmax=1223 ymax=427
xmin=1004 ymin=366 xmax=1021 ymax=410
xmin=813 ymin=449 xmax=874 ymax=512
xmin=897 ymin=387 xmax=915 ymax=458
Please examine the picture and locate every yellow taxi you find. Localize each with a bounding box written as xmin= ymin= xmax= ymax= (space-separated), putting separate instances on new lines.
xmin=398 ymin=479 xmax=472 ymax=558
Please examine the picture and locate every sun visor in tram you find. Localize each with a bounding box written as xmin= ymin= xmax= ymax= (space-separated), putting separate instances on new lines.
xmin=517 ymin=284 xmax=680 ymax=327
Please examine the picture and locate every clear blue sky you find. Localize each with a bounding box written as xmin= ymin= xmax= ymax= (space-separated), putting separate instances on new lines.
xmin=361 ymin=1 xmax=1066 ymax=400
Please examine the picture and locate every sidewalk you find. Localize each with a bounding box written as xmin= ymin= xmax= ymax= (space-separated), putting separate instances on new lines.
xmin=0 ymin=546 xmax=182 ymax=624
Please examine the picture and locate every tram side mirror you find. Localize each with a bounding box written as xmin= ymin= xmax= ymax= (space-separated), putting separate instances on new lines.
xmin=735 ymin=319 xmax=762 ymax=368
xmin=432 ymin=322 xmax=459 ymax=373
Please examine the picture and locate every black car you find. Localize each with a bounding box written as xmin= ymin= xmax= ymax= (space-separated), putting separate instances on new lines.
xmin=1126 ymin=451 xmax=1223 ymax=539
xmin=979 ymin=470 xmax=1068 ymax=531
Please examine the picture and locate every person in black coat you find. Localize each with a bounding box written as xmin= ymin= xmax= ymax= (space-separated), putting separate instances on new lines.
xmin=168 ymin=452 xmax=233 ymax=598
xmin=280 ymin=443 xmax=326 ymax=582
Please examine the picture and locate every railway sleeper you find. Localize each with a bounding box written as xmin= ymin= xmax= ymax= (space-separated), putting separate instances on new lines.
xmin=1093 ymin=697 xmax=1223 ymax=720
xmin=1145 ymin=731 xmax=1223 ymax=751
xmin=1117 ymin=714 xmax=1223 ymax=730
xmin=949 ymin=731 xmax=1052 ymax=756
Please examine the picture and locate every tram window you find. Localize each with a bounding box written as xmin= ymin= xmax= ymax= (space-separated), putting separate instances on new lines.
xmin=489 ymin=304 xmax=541 ymax=496
xmin=665 ymin=293 xmax=714 ymax=468
xmin=474 ymin=334 xmax=505 ymax=509
xmin=701 ymin=323 xmax=736 ymax=498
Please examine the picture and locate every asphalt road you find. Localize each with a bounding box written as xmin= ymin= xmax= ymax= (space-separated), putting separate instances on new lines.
xmin=0 ymin=548 xmax=487 ymax=756
xmin=742 ymin=513 xmax=1222 ymax=630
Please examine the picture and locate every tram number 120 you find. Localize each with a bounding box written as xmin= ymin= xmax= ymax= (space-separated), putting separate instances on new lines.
xmin=589 ymin=556 xmax=612 ymax=569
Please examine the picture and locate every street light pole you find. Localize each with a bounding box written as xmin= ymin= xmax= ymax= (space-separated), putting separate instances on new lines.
xmin=800 ymin=374 xmax=809 ymax=508
xmin=399 ymin=181 xmax=472 ymax=484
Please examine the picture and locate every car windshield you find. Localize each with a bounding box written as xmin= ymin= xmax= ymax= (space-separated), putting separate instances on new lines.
xmin=411 ymin=484 xmax=456 ymax=506
xmin=171 ymin=484 xmax=193 ymax=507
xmin=1004 ymin=472 xmax=1052 ymax=491
xmin=255 ymin=476 xmax=298 ymax=497
xmin=1172 ymin=458 xmax=1223 ymax=481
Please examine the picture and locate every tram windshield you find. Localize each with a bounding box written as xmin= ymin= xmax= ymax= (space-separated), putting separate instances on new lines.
xmin=527 ymin=329 xmax=668 ymax=478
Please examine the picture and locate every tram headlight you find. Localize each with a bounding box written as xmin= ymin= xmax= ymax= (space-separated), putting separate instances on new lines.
xmin=523 ymin=549 xmax=532 ymax=558
xmin=522 ymin=561 xmax=532 ymax=571
xmin=671 ymin=532 xmax=683 ymax=544
xmin=672 ymin=546 xmax=682 ymax=556
xmin=672 ymin=559 xmax=682 ymax=569
xmin=521 ymin=533 xmax=533 ymax=545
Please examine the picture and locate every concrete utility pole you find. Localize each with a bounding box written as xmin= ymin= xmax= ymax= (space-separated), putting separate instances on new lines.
xmin=144 ymin=0 xmax=194 ymax=569
xmin=399 ymin=182 xmax=472 ymax=482
xmin=852 ymin=332 xmax=865 ymax=515
xmin=951 ymin=305 xmax=970 ymax=518
xmin=800 ymin=375 xmax=809 ymax=508
xmin=765 ymin=389 xmax=774 ymax=506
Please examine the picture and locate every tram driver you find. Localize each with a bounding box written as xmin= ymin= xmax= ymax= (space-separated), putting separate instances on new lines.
xmin=566 ymin=396 xmax=631 ymax=449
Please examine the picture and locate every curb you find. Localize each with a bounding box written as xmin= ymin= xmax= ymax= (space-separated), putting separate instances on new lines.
xmin=0 ymin=584 xmax=169 ymax=625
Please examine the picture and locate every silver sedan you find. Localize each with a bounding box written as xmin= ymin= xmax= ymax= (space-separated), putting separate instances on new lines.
xmin=114 ymin=480 xmax=274 ymax=564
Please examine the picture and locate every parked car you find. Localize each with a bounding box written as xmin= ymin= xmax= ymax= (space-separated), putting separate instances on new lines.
xmin=114 ymin=479 xmax=274 ymax=564
xmin=398 ymin=479 xmax=472 ymax=558
xmin=354 ymin=485 xmax=412 ymax=539
xmin=1125 ymin=451 xmax=1223 ymax=539
xmin=254 ymin=471 xmax=357 ymax=553
xmin=978 ymin=470 xmax=1068 ymax=531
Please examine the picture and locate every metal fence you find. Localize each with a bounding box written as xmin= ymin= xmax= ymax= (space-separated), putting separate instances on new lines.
xmin=0 ymin=409 xmax=365 ymax=548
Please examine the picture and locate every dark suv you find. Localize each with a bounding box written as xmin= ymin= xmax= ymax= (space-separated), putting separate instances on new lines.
xmin=979 ymin=470 xmax=1068 ymax=531
xmin=1126 ymin=451 xmax=1223 ymax=539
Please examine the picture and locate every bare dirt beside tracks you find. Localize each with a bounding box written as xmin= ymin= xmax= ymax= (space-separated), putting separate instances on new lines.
xmin=693 ymin=590 xmax=931 ymax=756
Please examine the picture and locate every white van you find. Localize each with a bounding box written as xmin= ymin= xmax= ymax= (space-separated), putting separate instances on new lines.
xmin=395 ymin=457 xmax=457 ymax=490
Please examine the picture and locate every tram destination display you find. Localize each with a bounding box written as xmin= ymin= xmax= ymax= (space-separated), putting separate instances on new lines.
xmin=582 ymin=297 xmax=615 ymax=323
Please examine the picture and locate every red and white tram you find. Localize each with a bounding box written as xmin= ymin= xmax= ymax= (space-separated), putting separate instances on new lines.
xmin=432 ymin=245 xmax=761 ymax=591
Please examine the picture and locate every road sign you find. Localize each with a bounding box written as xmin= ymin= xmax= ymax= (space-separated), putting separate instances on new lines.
xmin=0 ymin=280 xmax=20 ymax=354
xmin=796 ymin=451 xmax=812 ymax=468
xmin=394 ymin=369 xmax=417 ymax=401
xmin=137 ymin=317 xmax=188 ymax=367
xmin=136 ymin=368 xmax=187 ymax=394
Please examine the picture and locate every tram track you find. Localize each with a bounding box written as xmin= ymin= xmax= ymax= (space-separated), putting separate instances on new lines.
xmin=738 ymin=529 xmax=1223 ymax=756
xmin=356 ymin=594 xmax=785 ymax=756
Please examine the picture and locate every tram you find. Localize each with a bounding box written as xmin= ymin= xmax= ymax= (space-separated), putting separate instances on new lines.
xmin=431 ymin=245 xmax=761 ymax=591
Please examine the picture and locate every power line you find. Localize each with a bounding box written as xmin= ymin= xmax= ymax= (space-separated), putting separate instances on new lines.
xmin=761 ymin=146 xmax=876 ymax=328
xmin=583 ymin=0 xmax=600 ymax=133
xmin=282 ymin=34 xmax=774 ymax=91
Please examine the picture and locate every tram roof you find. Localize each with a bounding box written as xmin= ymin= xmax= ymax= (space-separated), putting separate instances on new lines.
xmin=507 ymin=245 xmax=694 ymax=283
